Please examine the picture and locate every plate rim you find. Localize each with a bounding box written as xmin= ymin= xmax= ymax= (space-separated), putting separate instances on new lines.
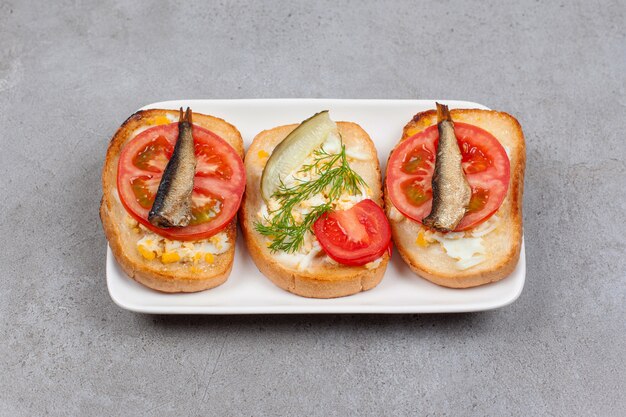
xmin=107 ymin=241 xmax=525 ymax=314
xmin=107 ymin=98 xmax=525 ymax=314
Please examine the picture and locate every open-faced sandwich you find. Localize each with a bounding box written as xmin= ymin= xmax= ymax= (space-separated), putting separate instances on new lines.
xmin=385 ymin=103 xmax=525 ymax=288
xmin=241 ymin=111 xmax=392 ymax=298
xmin=100 ymin=108 xmax=246 ymax=292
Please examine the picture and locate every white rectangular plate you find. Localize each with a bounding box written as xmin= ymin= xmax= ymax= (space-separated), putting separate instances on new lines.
xmin=107 ymin=99 xmax=525 ymax=314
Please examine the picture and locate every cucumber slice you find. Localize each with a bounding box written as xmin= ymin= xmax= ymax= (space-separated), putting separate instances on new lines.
xmin=261 ymin=111 xmax=338 ymax=202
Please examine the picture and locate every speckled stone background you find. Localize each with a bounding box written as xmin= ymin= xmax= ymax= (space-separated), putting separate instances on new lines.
xmin=1 ymin=0 xmax=624 ymax=415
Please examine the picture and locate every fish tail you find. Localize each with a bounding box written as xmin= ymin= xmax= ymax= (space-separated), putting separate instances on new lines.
xmin=178 ymin=107 xmax=193 ymax=124
xmin=436 ymin=102 xmax=451 ymax=123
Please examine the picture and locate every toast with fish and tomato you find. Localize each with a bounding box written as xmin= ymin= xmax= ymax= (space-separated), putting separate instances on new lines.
xmin=100 ymin=108 xmax=245 ymax=293
xmin=385 ymin=104 xmax=525 ymax=288
xmin=240 ymin=111 xmax=392 ymax=298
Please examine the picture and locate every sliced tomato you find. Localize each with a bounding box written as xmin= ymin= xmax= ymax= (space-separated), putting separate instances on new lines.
xmin=386 ymin=123 xmax=510 ymax=231
xmin=313 ymin=199 xmax=391 ymax=266
xmin=117 ymin=123 xmax=245 ymax=240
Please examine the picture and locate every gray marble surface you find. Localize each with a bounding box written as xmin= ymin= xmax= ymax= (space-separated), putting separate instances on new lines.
xmin=1 ymin=0 xmax=624 ymax=415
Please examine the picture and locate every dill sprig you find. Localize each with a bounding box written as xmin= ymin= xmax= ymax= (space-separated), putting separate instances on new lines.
xmin=254 ymin=144 xmax=366 ymax=253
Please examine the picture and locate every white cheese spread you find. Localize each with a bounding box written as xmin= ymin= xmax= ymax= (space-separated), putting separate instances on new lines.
xmin=419 ymin=214 xmax=500 ymax=270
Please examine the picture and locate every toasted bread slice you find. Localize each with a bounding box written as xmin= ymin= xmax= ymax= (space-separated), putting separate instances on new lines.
xmin=100 ymin=109 xmax=244 ymax=293
xmin=385 ymin=109 xmax=525 ymax=288
xmin=241 ymin=122 xmax=390 ymax=298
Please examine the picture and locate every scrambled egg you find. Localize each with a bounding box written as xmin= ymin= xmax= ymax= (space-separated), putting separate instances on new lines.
xmin=133 ymin=222 xmax=230 ymax=265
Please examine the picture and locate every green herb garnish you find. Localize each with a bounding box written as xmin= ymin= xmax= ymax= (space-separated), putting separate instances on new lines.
xmin=254 ymin=144 xmax=366 ymax=253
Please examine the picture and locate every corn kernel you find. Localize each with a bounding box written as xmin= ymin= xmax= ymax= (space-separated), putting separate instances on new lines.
xmin=138 ymin=245 xmax=156 ymax=260
xmin=148 ymin=116 xmax=171 ymax=125
xmin=191 ymin=252 xmax=202 ymax=265
xmin=406 ymin=127 xmax=421 ymax=138
xmin=416 ymin=230 xmax=429 ymax=247
xmin=258 ymin=150 xmax=269 ymax=159
xmin=210 ymin=235 xmax=224 ymax=250
xmin=204 ymin=253 xmax=214 ymax=264
xmin=161 ymin=252 xmax=180 ymax=264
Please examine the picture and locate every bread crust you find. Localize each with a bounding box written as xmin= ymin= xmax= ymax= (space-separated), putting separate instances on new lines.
xmin=240 ymin=122 xmax=389 ymax=298
xmin=100 ymin=109 xmax=244 ymax=293
xmin=385 ymin=109 xmax=525 ymax=288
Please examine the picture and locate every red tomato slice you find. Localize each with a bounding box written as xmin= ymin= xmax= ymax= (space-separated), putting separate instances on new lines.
xmin=386 ymin=123 xmax=510 ymax=231
xmin=117 ymin=123 xmax=245 ymax=240
xmin=313 ymin=199 xmax=391 ymax=266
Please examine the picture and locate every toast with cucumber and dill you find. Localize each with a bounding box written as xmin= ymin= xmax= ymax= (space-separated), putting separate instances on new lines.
xmin=241 ymin=111 xmax=392 ymax=298
xmin=385 ymin=104 xmax=525 ymax=288
xmin=100 ymin=108 xmax=245 ymax=293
